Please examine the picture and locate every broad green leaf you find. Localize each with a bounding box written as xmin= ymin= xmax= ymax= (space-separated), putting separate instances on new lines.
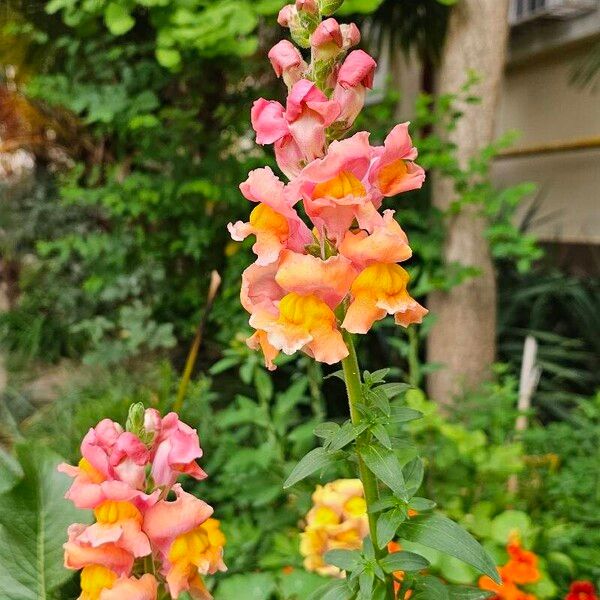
xmin=283 ymin=447 xmax=334 ymax=489
xmin=490 ymin=510 xmax=532 ymax=546
xmin=0 ymin=448 xmax=23 ymax=494
xmin=0 ymin=442 xmax=85 ymax=600
xmin=307 ymin=580 xmax=354 ymax=600
xmin=380 ymin=551 xmax=430 ymax=573
xmin=411 ymin=576 xmax=450 ymax=600
xmin=277 ymin=570 xmax=327 ymax=598
xmin=398 ymin=514 xmax=500 ymax=583
xmin=377 ymin=508 xmax=407 ymax=547
xmin=215 ymin=572 xmax=277 ymax=600
xmin=104 ymin=2 xmax=135 ymax=35
xmin=360 ymin=445 xmax=408 ymax=500
xmin=448 ymin=586 xmax=494 ymax=599
xmin=324 ymin=549 xmax=362 ymax=571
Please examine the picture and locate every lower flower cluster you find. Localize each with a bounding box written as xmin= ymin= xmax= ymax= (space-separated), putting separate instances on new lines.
xmin=58 ymin=405 xmax=226 ymax=599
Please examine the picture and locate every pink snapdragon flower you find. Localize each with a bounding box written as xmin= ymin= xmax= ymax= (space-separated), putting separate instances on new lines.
xmin=232 ymin=0 xmax=428 ymax=370
xmin=60 ymin=407 xmax=226 ymax=599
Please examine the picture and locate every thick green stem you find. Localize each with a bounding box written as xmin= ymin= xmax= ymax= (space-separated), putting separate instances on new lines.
xmin=341 ymin=331 xmax=395 ymax=599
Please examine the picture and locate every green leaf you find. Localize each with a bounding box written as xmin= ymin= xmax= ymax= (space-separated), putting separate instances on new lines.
xmin=328 ymin=421 xmax=359 ymax=451
xmin=448 ymin=586 xmax=495 ymax=599
xmin=0 ymin=442 xmax=86 ymax=600
xmin=378 ymin=383 xmax=411 ymax=399
xmin=215 ymin=572 xmax=277 ymax=600
xmin=307 ymin=580 xmax=355 ymax=600
xmin=104 ymin=2 xmax=135 ymax=35
xmin=409 ymin=498 xmax=437 ymax=512
xmin=380 ymin=551 xmax=430 ymax=573
xmin=389 ymin=406 xmax=423 ymax=423
xmin=314 ymin=422 xmax=340 ymax=440
xmin=377 ymin=508 xmax=407 ymax=547
xmin=0 ymin=448 xmax=23 ymax=494
xmin=277 ymin=570 xmax=327 ymax=598
xmin=411 ymin=576 xmax=450 ymax=600
xmin=371 ymin=424 xmax=392 ymax=449
xmin=156 ymin=47 xmax=182 ymax=69
xmin=398 ymin=514 xmax=500 ymax=583
xmin=358 ymin=569 xmax=375 ymax=600
xmin=490 ymin=510 xmax=532 ymax=546
xmin=283 ymin=447 xmax=334 ymax=489
xmin=403 ymin=457 xmax=424 ymax=495
xmin=360 ymin=445 xmax=408 ymax=500
xmin=324 ymin=549 xmax=362 ymax=571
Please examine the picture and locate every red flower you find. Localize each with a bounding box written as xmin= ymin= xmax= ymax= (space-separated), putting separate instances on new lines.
xmin=566 ymin=581 xmax=598 ymax=600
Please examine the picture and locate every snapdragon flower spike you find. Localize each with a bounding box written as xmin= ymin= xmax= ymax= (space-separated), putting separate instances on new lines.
xmin=231 ymin=6 xmax=428 ymax=370
xmin=60 ymin=407 xmax=225 ymax=600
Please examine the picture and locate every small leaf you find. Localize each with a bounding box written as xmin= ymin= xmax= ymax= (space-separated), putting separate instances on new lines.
xmin=314 ymin=422 xmax=340 ymax=439
xmin=156 ymin=47 xmax=181 ymax=69
xmin=369 ymin=369 xmax=390 ymax=383
xmin=360 ymin=445 xmax=408 ymax=500
xmin=409 ymin=497 xmax=437 ymax=512
xmin=324 ymin=549 xmax=362 ymax=571
xmin=378 ymin=383 xmax=411 ymax=398
xmin=398 ymin=514 xmax=500 ymax=583
xmin=371 ymin=424 xmax=392 ymax=449
xmin=329 ymin=422 xmax=358 ymax=451
xmin=104 ymin=2 xmax=135 ymax=35
xmin=324 ymin=369 xmax=345 ymax=381
xmin=389 ymin=406 xmax=423 ymax=423
xmin=380 ymin=551 xmax=430 ymax=573
xmin=283 ymin=447 xmax=334 ymax=489
xmin=377 ymin=508 xmax=407 ymax=547
xmin=367 ymin=388 xmax=391 ymax=416
xmin=369 ymin=496 xmax=396 ymax=514
xmin=403 ymin=457 xmax=424 ymax=495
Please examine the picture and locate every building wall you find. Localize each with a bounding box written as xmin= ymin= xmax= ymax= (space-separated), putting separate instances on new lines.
xmin=494 ymin=15 xmax=600 ymax=244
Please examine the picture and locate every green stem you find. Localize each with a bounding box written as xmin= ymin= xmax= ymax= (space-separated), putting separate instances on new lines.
xmin=407 ymin=326 xmax=420 ymax=389
xmin=341 ymin=331 xmax=395 ymax=599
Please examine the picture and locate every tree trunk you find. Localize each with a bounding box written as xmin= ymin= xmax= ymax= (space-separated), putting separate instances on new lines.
xmin=426 ymin=0 xmax=510 ymax=405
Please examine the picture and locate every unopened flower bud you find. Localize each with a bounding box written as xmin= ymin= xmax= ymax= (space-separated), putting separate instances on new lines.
xmin=279 ymin=4 xmax=312 ymax=48
xmin=126 ymin=402 xmax=145 ymax=437
xmin=319 ymin=0 xmax=344 ymax=16
xmin=296 ymin=0 xmax=318 ymax=15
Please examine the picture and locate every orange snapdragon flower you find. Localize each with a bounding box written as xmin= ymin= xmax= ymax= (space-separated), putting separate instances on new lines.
xmin=300 ymin=478 xmax=369 ymax=577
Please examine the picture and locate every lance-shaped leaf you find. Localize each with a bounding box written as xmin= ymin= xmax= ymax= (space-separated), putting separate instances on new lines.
xmin=283 ymin=447 xmax=337 ymax=489
xmin=0 ymin=442 xmax=85 ymax=600
xmin=360 ymin=445 xmax=408 ymax=500
xmin=380 ymin=551 xmax=430 ymax=573
xmin=377 ymin=507 xmax=408 ymax=547
xmin=307 ymin=579 xmax=355 ymax=600
xmin=448 ymin=586 xmax=495 ymax=599
xmin=398 ymin=514 xmax=500 ymax=583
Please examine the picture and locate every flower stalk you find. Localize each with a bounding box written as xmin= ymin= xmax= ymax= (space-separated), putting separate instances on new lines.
xmin=342 ymin=330 xmax=396 ymax=599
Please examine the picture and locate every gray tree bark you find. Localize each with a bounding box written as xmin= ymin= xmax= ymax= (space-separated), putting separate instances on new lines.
xmin=426 ymin=0 xmax=510 ymax=405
